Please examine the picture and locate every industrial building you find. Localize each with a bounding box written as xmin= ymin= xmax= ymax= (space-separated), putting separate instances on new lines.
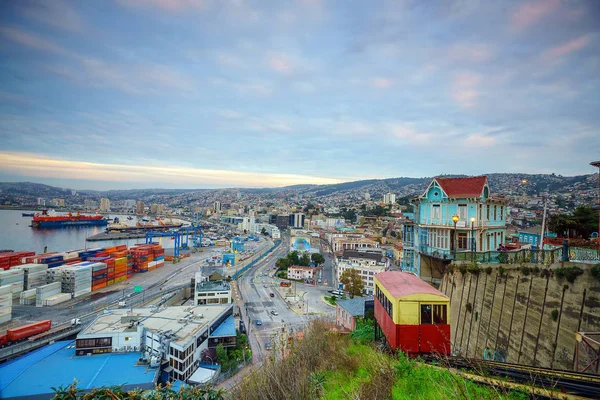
xmin=76 ymin=304 xmax=235 ymax=383
xmin=0 ymin=340 xmax=158 ymax=399
xmin=194 ymin=271 xmax=232 ymax=305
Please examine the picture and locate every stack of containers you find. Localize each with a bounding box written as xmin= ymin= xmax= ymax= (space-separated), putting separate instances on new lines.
xmin=35 ymin=282 xmax=61 ymax=307
xmin=63 ymin=250 xmax=81 ymax=264
xmin=40 ymin=254 xmax=65 ymax=269
xmin=91 ymin=262 xmax=108 ymax=291
xmin=19 ymin=288 xmax=36 ymax=305
xmin=42 ymin=292 xmax=71 ymax=306
xmin=25 ymin=252 xmax=57 ymax=264
xmin=0 ymin=269 xmax=25 ymax=299
xmin=0 ymin=285 xmax=12 ymax=323
xmin=66 ymin=264 xmax=93 ymax=298
xmin=154 ymin=246 xmax=165 ymax=268
xmin=113 ymin=256 xmax=128 ymax=284
xmin=0 ymin=251 xmax=36 ymax=270
xmin=11 ymin=264 xmax=48 ymax=290
xmin=130 ymin=247 xmax=149 ymax=273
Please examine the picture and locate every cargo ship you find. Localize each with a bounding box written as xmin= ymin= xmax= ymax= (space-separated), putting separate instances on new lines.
xmin=31 ymin=211 xmax=108 ymax=228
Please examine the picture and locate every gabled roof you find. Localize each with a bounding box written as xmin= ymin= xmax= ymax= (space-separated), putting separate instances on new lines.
xmin=337 ymin=296 xmax=373 ymax=316
xmin=434 ymin=176 xmax=488 ymax=198
xmin=375 ymin=271 xmax=447 ymax=299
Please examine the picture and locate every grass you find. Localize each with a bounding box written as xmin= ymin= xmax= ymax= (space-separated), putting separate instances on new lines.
xmin=229 ymin=320 xmax=529 ymax=400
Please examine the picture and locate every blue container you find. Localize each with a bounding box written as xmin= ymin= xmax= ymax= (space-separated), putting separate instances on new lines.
xmin=48 ymin=261 xmax=65 ymax=268
xmin=42 ymin=255 xmax=64 ymax=263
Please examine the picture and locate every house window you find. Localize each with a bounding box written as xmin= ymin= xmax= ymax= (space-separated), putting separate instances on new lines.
xmin=494 ymin=206 xmax=497 ymax=221
xmin=458 ymin=204 xmax=467 ymax=219
xmin=486 ymin=205 xmax=490 ymax=220
xmin=432 ymin=204 xmax=441 ymax=219
xmin=457 ymin=233 xmax=468 ymax=249
xmin=499 ymin=206 xmax=504 ymax=221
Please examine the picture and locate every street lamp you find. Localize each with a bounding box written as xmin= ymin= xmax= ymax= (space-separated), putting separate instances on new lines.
xmin=470 ymin=217 xmax=476 ymax=260
xmin=451 ymin=214 xmax=459 ymax=260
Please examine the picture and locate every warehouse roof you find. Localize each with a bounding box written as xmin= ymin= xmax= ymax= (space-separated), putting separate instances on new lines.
xmin=0 ymin=340 xmax=157 ymax=399
xmin=375 ymin=271 xmax=447 ymax=300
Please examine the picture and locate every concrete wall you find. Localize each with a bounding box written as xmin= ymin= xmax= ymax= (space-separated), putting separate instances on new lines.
xmin=440 ymin=262 xmax=600 ymax=371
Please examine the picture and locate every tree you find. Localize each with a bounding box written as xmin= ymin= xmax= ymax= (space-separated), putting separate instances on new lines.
xmin=549 ymin=206 xmax=598 ymax=238
xmin=216 ymin=343 xmax=228 ymax=365
xmin=340 ymin=268 xmax=364 ymax=299
xmin=276 ymin=258 xmax=291 ymax=270
xmin=288 ymin=251 xmax=300 ymax=265
xmin=299 ymin=253 xmax=311 ymax=266
xmin=311 ymin=253 xmax=325 ymax=265
xmin=261 ymin=227 xmax=268 ymax=236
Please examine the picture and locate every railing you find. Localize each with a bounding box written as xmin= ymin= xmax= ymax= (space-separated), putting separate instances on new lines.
xmin=232 ymin=240 xmax=281 ymax=280
xmin=454 ymin=248 xmax=563 ymax=264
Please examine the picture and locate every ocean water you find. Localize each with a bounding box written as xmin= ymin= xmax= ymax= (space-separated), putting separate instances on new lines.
xmin=0 ymin=209 xmax=181 ymax=253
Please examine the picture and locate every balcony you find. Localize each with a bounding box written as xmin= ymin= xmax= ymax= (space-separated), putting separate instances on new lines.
xmin=418 ymin=219 xmax=505 ymax=228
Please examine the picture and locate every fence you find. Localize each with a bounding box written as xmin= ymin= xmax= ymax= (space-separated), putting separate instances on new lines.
xmin=232 ymin=240 xmax=281 ymax=280
xmin=454 ymin=246 xmax=600 ymax=264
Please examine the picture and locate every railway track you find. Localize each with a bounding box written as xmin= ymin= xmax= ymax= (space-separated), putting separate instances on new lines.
xmin=424 ymin=355 xmax=600 ymax=398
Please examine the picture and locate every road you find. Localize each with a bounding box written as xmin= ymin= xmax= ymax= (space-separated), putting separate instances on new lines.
xmin=234 ymin=236 xmax=335 ymax=365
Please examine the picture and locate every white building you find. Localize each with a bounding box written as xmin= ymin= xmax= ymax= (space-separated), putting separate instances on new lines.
xmin=123 ymin=199 xmax=136 ymax=208
xmin=251 ymin=223 xmax=280 ymax=239
xmin=288 ymin=266 xmax=315 ymax=281
xmin=194 ymin=272 xmax=232 ymax=305
xmin=214 ymin=201 xmax=222 ymax=212
xmin=76 ymin=304 xmax=235 ymax=382
xmin=100 ymin=198 xmax=111 ymax=212
xmin=383 ymin=193 xmax=396 ymax=205
xmin=336 ymin=249 xmax=388 ymax=295
xmin=37 ymin=197 xmax=45 ymax=206
xmin=364 ymin=192 xmax=370 ymax=201
xmin=290 ymin=213 xmax=305 ymax=228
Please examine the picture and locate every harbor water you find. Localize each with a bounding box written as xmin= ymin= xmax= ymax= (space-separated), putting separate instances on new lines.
xmin=0 ymin=210 xmax=183 ymax=253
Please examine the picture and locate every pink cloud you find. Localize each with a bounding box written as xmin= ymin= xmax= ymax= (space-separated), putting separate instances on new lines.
xmin=371 ymin=77 xmax=393 ymax=88
xmin=267 ymin=54 xmax=294 ymax=74
xmin=452 ymin=72 xmax=481 ymax=109
xmin=512 ymin=0 xmax=560 ymax=30
xmin=542 ymin=35 xmax=590 ymax=60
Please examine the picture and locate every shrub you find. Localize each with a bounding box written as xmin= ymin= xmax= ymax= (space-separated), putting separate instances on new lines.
xmin=555 ymin=266 xmax=584 ymax=283
xmin=532 ymin=266 xmax=540 ymax=274
xmin=498 ymin=266 xmax=505 ymax=277
xmin=458 ymin=264 xmax=467 ymax=275
xmin=485 ymin=267 xmax=493 ymax=275
xmin=467 ymin=264 xmax=480 ymax=275
xmin=591 ymin=265 xmax=600 ymax=281
xmin=474 ymin=311 xmax=479 ymax=322
xmin=540 ymin=269 xmax=551 ymax=278
xmin=551 ymin=310 xmax=559 ymax=321
xmin=465 ymin=303 xmax=472 ymax=313
xmin=520 ymin=266 xmax=530 ymax=276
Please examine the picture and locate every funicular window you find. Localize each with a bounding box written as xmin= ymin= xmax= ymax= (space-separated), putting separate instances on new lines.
xmin=433 ymin=304 xmax=447 ymax=324
xmin=420 ymin=304 xmax=432 ymax=324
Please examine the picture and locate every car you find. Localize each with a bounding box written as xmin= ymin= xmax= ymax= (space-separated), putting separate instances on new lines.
xmin=265 ymin=342 xmax=272 ymax=351
xmin=263 ymin=284 xmax=267 ymax=288
xmin=256 ymin=320 xmax=262 ymax=326
xmin=270 ymin=310 xmax=278 ymax=316
xmin=269 ymin=292 xmax=275 ymax=297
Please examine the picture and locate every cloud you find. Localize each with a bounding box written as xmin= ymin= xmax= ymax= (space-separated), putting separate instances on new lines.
xmin=0 ymin=151 xmax=345 ymax=187
xmin=371 ymin=77 xmax=393 ymax=88
xmin=451 ymin=72 xmax=481 ymax=109
xmin=447 ymin=44 xmax=493 ymax=63
xmin=267 ymin=53 xmax=295 ymax=74
xmin=18 ymin=0 xmax=85 ymax=32
xmin=116 ymin=0 xmax=208 ymax=13
xmin=464 ymin=133 xmax=497 ymax=147
xmin=0 ymin=26 xmax=69 ymax=55
xmin=512 ymin=0 xmax=560 ymax=31
xmin=542 ymin=35 xmax=590 ymax=61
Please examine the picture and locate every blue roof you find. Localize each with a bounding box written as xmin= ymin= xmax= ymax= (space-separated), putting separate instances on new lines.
xmin=210 ymin=314 xmax=236 ymax=337
xmin=337 ymin=296 xmax=373 ymax=317
xmin=0 ymin=341 xmax=158 ymax=399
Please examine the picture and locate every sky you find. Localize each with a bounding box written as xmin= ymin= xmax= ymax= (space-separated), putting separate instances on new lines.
xmin=0 ymin=0 xmax=599 ymax=190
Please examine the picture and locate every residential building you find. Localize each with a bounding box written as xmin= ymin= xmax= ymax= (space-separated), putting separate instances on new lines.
xmin=136 ymin=201 xmax=145 ymax=214
xmin=517 ymin=226 xmax=556 ymax=249
xmin=75 ymin=304 xmax=234 ymax=382
xmin=52 ymin=198 xmax=65 ymax=207
xmin=214 ymin=201 xmax=222 ymax=212
xmin=335 ymin=296 xmax=374 ymax=331
xmin=123 ymin=199 xmax=136 ymax=208
xmin=402 ymin=176 xmax=507 ymax=281
xmin=383 ymin=193 xmax=396 ymax=205
xmin=150 ymin=203 xmax=165 ymax=214
xmin=84 ymin=199 xmax=97 ymax=209
xmin=289 ymin=212 xmax=305 ymax=228
xmin=99 ymin=198 xmax=111 ymax=212
xmin=337 ymin=249 xmax=388 ymax=295
xmin=288 ymin=266 xmax=315 ymax=281
xmin=364 ymin=192 xmax=370 ymax=201
xmin=194 ymin=272 xmax=232 ymax=305
xmin=36 ymin=197 xmax=45 ymax=206
xmin=329 ymin=233 xmax=379 ymax=253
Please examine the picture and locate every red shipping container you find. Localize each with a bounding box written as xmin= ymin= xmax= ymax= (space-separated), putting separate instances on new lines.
xmin=7 ymin=320 xmax=52 ymax=341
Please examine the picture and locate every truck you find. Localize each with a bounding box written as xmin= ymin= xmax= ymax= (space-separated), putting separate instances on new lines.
xmin=0 ymin=320 xmax=52 ymax=347
xmin=280 ymin=281 xmax=292 ymax=287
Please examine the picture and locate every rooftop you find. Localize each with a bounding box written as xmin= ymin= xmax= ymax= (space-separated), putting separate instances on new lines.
xmin=343 ymin=248 xmax=384 ymax=262
xmin=434 ymin=176 xmax=488 ymax=198
xmin=337 ymin=296 xmax=373 ymax=317
xmin=80 ymin=305 xmax=231 ymax=348
xmin=210 ymin=314 xmax=236 ymax=337
xmin=0 ymin=340 xmax=157 ymax=399
xmin=375 ymin=271 xmax=447 ymax=300
xmin=196 ymin=280 xmax=230 ymax=292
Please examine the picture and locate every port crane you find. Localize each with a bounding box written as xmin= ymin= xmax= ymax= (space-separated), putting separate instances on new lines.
xmin=145 ymin=231 xmax=181 ymax=259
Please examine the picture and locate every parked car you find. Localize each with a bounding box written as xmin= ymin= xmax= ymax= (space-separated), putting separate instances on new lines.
xmin=271 ymin=310 xmax=278 ymax=316
xmin=256 ymin=320 xmax=262 ymax=326
xmin=265 ymin=342 xmax=272 ymax=351
xmin=269 ymin=292 xmax=275 ymax=297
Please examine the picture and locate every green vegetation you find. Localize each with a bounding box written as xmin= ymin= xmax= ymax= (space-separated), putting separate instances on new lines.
xmin=548 ymin=206 xmax=598 ymax=238
xmin=324 ymin=296 xmax=337 ymax=305
xmin=551 ymin=310 xmax=559 ymax=322
xmin=458 ymin=264 xmax=467 ymax=275
xmin=230 ymin=320 xmax=528 ymax=400
xmin=311 ymin=253 xmax=325 ymax=265
xmin=351 ymin=318 xmax=374 ymax=345
xmin=498 ymin=266 xmax=505 ymax=277
xmin=591 ymin=265 xmax=600 ymax=281
xmin=519 ymin=265 xmax=530 ymax=276
xmin=467 ymin=264 xmax=481 ymax=275
xmin=340 ymin=268 xmax=365 ymax=299
xmin=52 ymin=381 xmax=225 ymax=399
xmin=215 ymin=332 xmax=252 ymax=373
xmin=485 ymin=266 xmax=493 ymax=275
xmin=555 ymin=266 xmax=584 ymax=283
xmin=465 ymin=303 xmax=473 ymax=313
